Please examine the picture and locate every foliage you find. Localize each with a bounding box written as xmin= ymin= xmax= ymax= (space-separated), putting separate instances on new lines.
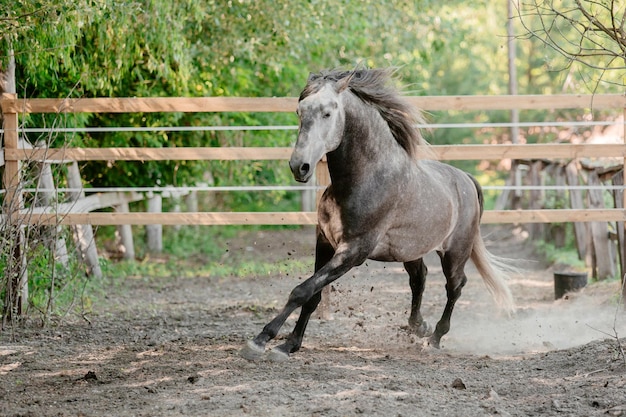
xmin=516 ymin=0 xmax=626 ymax=91
xmin=25 ymin=240 xmax=94 ymax=320
xmin=3 ymin=0 xmax=618 ymax=193
xmin=0 ymin=223 xmax=95 ymax=327
xmin=534 ymin=238 xmax=587 ymax=271
xmin=105 ymin=225 xmax=313 ymax=280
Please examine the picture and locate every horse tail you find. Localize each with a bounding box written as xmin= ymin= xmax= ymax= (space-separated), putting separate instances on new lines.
xmin=468 ymin=173 xmax=516 ymax=315
xmin=471 ymin=233 xmax=516 ymax=315
xmin=467 ymin=172 xmax=484 ymax=218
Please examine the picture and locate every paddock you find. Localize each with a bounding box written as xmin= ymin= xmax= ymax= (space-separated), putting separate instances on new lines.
xmin=1 ymin=93 xmax=626 ymax=415
xmin=1 ymin=226 xmax=625 ymax=416
xmin=2 ymin=93 xmax=626 ymax=312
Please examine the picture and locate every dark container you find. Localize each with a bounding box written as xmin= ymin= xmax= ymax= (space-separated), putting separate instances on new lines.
xmin=554 ymin=271 xmax=587 ymax=300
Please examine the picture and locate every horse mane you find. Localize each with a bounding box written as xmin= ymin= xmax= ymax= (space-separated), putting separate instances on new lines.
xmin=300 ymin=68 xmax=432 ymax=159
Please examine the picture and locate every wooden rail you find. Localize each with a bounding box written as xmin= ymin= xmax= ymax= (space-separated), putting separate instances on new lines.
xmin=3 ymin=94 xmax=626 ymax=113
xmin=6 ymin=143 xmax=626 ymax=162
xmin=2 ymin=94 xmax=625 ymax=227
xmin=17 ymin=209 xmax=626 ymax=226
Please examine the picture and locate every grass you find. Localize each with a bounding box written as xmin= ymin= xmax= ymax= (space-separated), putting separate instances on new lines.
xmin=1 ymin=225 xmax=314 ymax=328
xmin=98 ymin=224 xmax=314 ymax=286
xmin=103 ymin=255 xmax=312 ymax=281
xmin=534 ymin=239 xmax=587 ymax=271
xmin=533 ymin=235 xmax=622 ymax=282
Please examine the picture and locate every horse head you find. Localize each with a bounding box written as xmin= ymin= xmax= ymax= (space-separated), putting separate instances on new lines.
xmin=289 ymin=73 xmax=353 ymax=182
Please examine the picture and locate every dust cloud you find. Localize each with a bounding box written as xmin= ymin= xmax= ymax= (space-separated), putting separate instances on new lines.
xmin=443 ymin=280 xmax=625 ymax=357
xmin=319 ymin=256 xmax=625 ymax=359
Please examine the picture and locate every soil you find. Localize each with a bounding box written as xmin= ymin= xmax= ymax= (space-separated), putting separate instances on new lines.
xmin=1 ymin=225 xmax=625 ymax=417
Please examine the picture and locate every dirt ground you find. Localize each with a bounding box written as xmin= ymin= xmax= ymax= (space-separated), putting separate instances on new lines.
xmin=1 ymin=225 xmax=625 ymax=417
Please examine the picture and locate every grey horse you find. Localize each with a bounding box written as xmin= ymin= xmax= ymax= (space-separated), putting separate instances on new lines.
xmin=241 ymin=68 xmax=514 ymax=361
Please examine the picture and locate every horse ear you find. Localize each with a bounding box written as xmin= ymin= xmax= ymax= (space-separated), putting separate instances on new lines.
xmin=334 ymin=72 xmax=354 ymax=93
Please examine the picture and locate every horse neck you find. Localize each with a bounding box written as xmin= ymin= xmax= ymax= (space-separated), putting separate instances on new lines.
xmin=327 ymin=94 xmax=407 ymax=184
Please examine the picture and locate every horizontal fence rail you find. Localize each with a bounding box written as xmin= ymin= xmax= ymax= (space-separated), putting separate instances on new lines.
xmin=4 ymin=143 xmax=626 ymax=162
xmin=16 ymin=209 xmax=626 ymax=227
xmin=1 ymin=93 xmax=625 ymax=227
xmin=3 ymin=94 xmax=626 ymax=113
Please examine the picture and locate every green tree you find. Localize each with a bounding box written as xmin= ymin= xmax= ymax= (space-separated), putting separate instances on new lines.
xmin=4 ymin=0 xmax=609 ymax=201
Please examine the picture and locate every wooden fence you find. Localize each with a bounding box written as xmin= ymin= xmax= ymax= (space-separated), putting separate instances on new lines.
xmin=2 ymin=93 xmax=625 ymax=227
xmin=1 ymin=93 xmax=626 ymax=314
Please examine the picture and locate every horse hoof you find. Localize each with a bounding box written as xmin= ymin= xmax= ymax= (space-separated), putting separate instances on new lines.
xmin=417 ymin=323 xmax=433 ymax=338
xmin=240 ymin=340 xmax=265 ymax=361
xmin=418 ymin=337 xmax=440 ymax=351
xmin=427 ymin=336 xmax=441 ymax=349
xmin=268 ymin=347 xmax=290 ymax=362
xmin=408 ymin=322 xmax=433 ymax=338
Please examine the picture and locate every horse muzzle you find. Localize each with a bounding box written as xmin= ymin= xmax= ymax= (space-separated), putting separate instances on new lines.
xmin=289 ymin=158 xmax=314 ymax=183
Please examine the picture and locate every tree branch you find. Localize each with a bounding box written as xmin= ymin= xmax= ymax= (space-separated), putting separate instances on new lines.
xmin=517 ymin=0 xmax=626 ymax=74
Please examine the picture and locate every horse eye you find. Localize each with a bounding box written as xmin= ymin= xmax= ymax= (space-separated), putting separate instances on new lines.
xmin=323 ymin=113 xmax=331 ymax=119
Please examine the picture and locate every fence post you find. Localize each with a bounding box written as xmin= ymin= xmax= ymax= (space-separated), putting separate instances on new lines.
xmin=35 ymin=157 xmax=69 ymax=267
xmin=566 ymin=161 xmax=588 ymax=261
xmin=622 ymin=106 xmax=626 ymax=302
xmin=612 ymin=171 xmax=624 ymax=282
xmin=528 ymin=161 xmax=544 ymax=239
xmin=1 ymin=91 xmax=28 ymax=319
xmin=67 ymin=161 xmax=102 ymax=278
xmin=146 ymin=194 xmax=163 ymax=253
xmin=115 ymin=201 xmax=135 ymax=260
xmin=315 ymin=160 xmax=331 ymax=320
xmin=185 ymin=190 xmax=199 ymax=232
xmin=588 ymin=170 xmax=615 ymax=280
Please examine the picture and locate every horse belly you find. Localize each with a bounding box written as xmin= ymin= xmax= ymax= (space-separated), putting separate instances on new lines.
xmin=368 ymin=198 xmax=455 ymax=262
xmin=369 ymin=231 xmax=442 ymax=262
xmin=369 ymin=236 xmax=438 ymax=262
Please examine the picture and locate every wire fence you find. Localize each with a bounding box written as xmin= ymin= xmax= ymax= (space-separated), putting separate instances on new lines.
xmin=0 ymin=118 xmax=620 ymax=134
xmin=2 ymin=116 xmax=623 ymax=196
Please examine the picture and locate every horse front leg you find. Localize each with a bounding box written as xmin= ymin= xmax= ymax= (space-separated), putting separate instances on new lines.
xmin=240 ymin=243 xmax=367 ymax=361
xmin=267 ymin=232 xmax=335 ymax=361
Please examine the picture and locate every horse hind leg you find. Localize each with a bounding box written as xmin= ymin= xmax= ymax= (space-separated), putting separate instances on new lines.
xmin=404 ymin=259 xmax=432 ymax=338
xmin=429 ymin=251 xmax=468 ymax=348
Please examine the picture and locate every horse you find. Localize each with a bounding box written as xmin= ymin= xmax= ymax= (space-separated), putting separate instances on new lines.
xmin=240 ymin=68 xmax=514 ymax=361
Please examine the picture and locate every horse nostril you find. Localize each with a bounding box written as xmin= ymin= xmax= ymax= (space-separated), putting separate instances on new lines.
xmin=300 ymin=163 xmax=310 ymax=176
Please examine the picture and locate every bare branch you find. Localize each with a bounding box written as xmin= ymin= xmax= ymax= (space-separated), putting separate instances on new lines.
xmin=516 ymin=0 xmax=626 ymax=83
xmin=0 ymin=7 xmax=49 ymax=22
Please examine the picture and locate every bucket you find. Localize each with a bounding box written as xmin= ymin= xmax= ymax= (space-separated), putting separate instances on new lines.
xmin=554 ymin=271 xmax=587 ymax=300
